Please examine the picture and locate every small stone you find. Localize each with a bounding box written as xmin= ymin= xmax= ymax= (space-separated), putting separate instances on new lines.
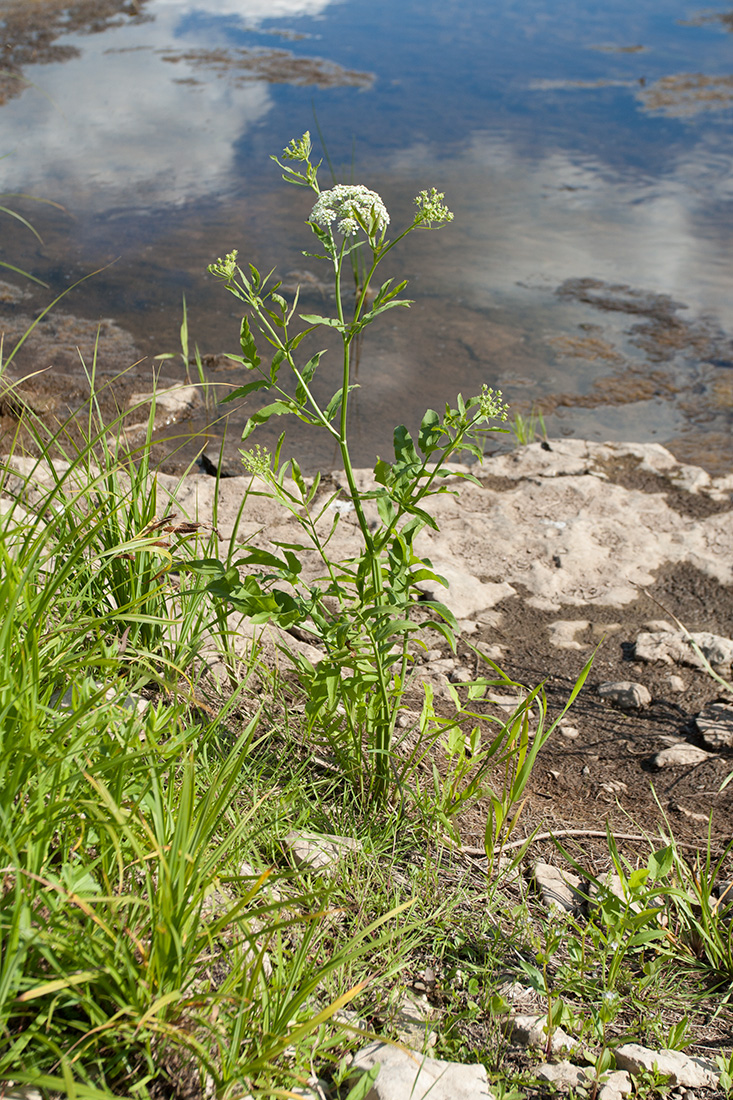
xmin=449 ymin=666 xmax=473 ymax=683
xmin=548 ymin=620 xmax=590 ymax=650
xmin=532 ymin=862 xmax=585 ymax=914
xmin=635 ymin=630 xmax=733 ymax=669
xmin=535 ymin=1061 xmax=588 ymax=1089
xmin=505 ymin=1014 xmax=577 ymax=1054
xmin=390 ymin=993 xmax=437 ymax=1050
xmin=349 ymin=1042 xmax=494 ymax=1100
xmin=559 ymin=722 xmax=580 ymax=739
xmin=667 ymin=674 xmax=686 ymax=693
xmin=653 ymin=743 xmax=714 ymax=769
xmin=128 ymin=383 xmax=203 ymax=424
xmin=696 ymin=703 xmax=733 ymax=750
xmin=599 ymin=1070 xmax=633 ymax=1100
xmin=598 ymin=681 xmax=651 ymax=709
xmin=284 ymin=831 xmax=361 ymax=872
xmin=615 ymin=1043 xmax=719 ymax=1090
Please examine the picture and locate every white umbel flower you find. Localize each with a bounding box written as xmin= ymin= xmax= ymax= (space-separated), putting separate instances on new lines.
xmin=310 ymin=184 xmax=390 ymax=238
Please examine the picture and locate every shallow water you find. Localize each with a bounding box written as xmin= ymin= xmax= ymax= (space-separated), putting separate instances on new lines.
xmin=1 ymin=0 xmax=733 ymax=471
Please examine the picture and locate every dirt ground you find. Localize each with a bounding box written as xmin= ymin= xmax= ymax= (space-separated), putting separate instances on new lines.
xmin=453 ymin=469 xmax=733 ymax=861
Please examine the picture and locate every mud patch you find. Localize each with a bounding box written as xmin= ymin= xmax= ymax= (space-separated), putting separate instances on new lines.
xmin=0 ymin=0 xmax=152 ymax=105
xmin=637 ymin=72 xmax=733 ymax=117
xmin=159 ymin=46 xmax=374 ymax=89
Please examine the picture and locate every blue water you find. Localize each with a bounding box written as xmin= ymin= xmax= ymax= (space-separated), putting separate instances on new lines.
xmin=2 ymin=0 xmax=733 ymax=469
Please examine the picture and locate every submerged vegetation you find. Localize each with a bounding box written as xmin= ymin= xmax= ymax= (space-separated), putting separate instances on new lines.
xmin=0 ymin=137 xmax=732 ymax=1099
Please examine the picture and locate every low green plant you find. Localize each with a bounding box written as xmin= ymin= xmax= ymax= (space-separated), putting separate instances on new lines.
xmin=509 ymin=405 xmax=546 ymax=447
xmin=196 ymin=131 xmax=511 ymax=806
xmin=716 ymin=1049 xmax=733 ymax=1096
xmin=661 ymin=832 xmax=733 ymax=993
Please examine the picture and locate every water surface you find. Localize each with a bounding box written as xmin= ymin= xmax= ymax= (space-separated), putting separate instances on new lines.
xmin=2 ymin=0 xmax=733 ymax=471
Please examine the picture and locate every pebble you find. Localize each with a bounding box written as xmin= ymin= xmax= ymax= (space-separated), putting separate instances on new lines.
xmin=349 ymin=1042 xmax=493 ymax=1099
xmin=284 ymin=831 xmax=362 ymax=872
xmin=597 ymin=681 xmax=651 ymax=709
xmin=532 ymin=862 xmax=586 ymax=914
xmin=615 ymin=1043 xmax=719 ymax=1090
xmin=695 ymin=702 xmax=733 ymax=750
xmin=505 ymin=1014 xmax=577 ymax=1054
xmin=653 ymin=743 xmax=714 ymax=769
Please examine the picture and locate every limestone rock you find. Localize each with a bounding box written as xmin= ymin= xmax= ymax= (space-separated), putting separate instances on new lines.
xmin=449 ymin=666 xmax=474 ymax=683
xmin=635 ymin=630 xmax=733 ymax=669
xmin=389 ymin=993 xmax=437 ymax=1051
xmin=535 ymin=1061 xmax=588 ymax=1089
xmin=128 ymin=383 xmax=203 ymax=426
xmin=284 ymin=830 xmax=361 ymax=872
xmin=615 ymin=1043 xmax=719 ymax=1089
xmin=532 ymin=862 xmax=586 ymax=914
xmin=414 ymin=562 xmax=515 ymax=620
xmin=548 ymin=619 xmax=590 ymax=650
xmin=559 ymin=722 xmax=580 ymax=739
xmin=599 ymin=1070 xmax=633 ymax=1100
xmin=653 ymin=743 xmax=714 ymax=768
xmin=695 ymin=702 xmax=733 ymax=750
xmin=505 ymin=1013 xmax=577 ymax=1053
xmin=349 ymin=1041 xmax=494 ymax=1100
xmin=597 ymin=681 xmax=651 ymax=709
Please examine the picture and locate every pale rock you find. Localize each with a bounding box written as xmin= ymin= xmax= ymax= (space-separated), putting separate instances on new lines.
xmin=635 ymin=630 xmax=733 ymax=669
xmin=284 ymin=830 xmax=361 ymax=872
xmin=429 ymin=657 xmax=459 ymax=676
xmin=589 ymin=621 xmax=623 ymax=640
xmin=349 ymin=1041 xmax=494 ymax=1100
xmin=456 ymin=618 xmax=479 ymax=635
xmin=505 ymin=1013 xmax=577 ymax=1053
xmin=449 ymin=666 xmax=474 ymax=683
xmin=414 ymin=562 xmax=515 ymax=620
xmin=559 ymin=723 xmax=580 ymax=739
xmin=597 ymin=681 xmax=651 ymax=709
xmin=390 ymin=993 xmax=438 ymax=1051
xmin=653 ymin=743 xmax=714 ymax=768
xmin=548 ymin=619 xmax=590 ymax=650
xmin=600 ymin=1070 xmax=633 ymax=1099
xmin=644 ymin=619 xmax=677 ymax=634
xmin=695 ymin=702 xmax=733 ymax=750
xmin=532 ymin=862 xmax=585 ymax=914
xmin=667 ymin=674 xmax=686 ymax=693
xmin=535 ymin=1061 xmax=588 ymax=1089
xmin=128 ymin=382 xmax=203 ymax=427
xmin=615 ymin=1043 xmax=719 ymax=1089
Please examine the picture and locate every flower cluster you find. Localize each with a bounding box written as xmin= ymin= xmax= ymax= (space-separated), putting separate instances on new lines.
xmin=414 ymin=188 xmax=454 ymax=227
xmin=478 ymin=384 xmax=509 ymax=421
xmin=240 ymin=443 xmax=272 ymax=480
xmin=282 ymin=132 xmax=312 ymax=163
xmin=310 ymin=184 xmax=390 ymax=238
xmin=208 ymin=250 xmax=239 ymax=280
